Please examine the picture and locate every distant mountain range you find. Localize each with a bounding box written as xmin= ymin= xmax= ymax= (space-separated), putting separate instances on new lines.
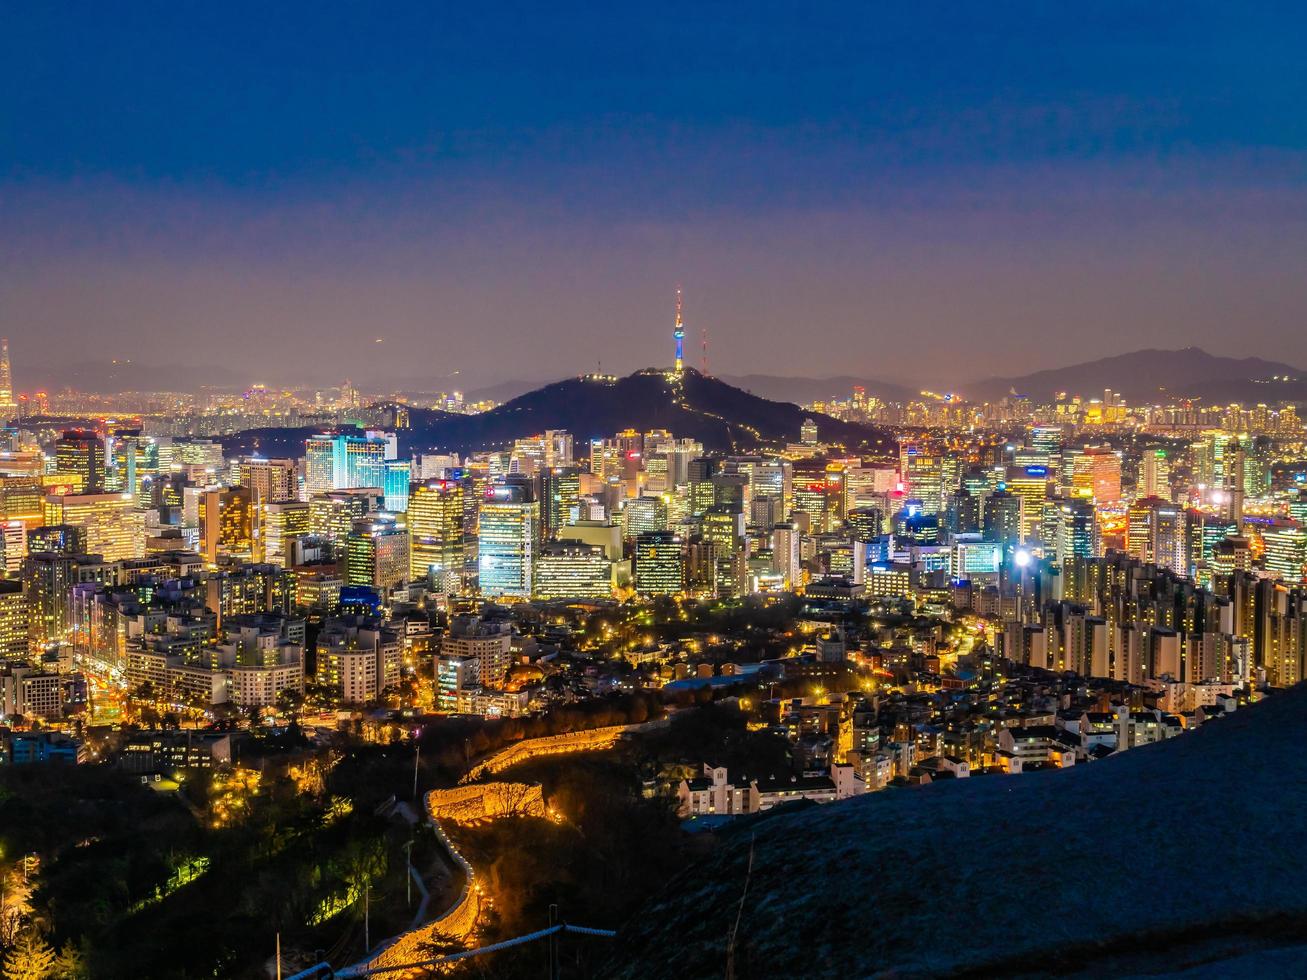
xmin=698 ymin=348 xmax=1307 ymax=407
xmin=962 ymin=346 xmax=1306 ymax=403
xmin=610 ymin=686 xmax=1307 ymax=978
xmin=222 ymin=368 xmax=891 ymax=457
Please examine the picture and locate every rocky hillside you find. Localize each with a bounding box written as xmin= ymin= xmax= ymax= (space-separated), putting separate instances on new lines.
xmin=607 ymin=685 xmax=1307 ymax=978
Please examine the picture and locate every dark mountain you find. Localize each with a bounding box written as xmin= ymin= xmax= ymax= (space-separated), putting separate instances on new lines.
xmin=720 ymin=374 xmax=919 ymax=406
xmin=610 ymin=687 xmax=1307 ymax=978
xmin=221 ymin=369 xmax=891 ymax=457
xmin=396 ymin=368 xmax=890 ymax=454
xmin=964 ymin=346 xmax=1305 ymax=403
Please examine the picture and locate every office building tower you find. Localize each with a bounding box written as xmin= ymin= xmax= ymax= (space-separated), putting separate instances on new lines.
xmin=383 ymin=459 xmax=412 ymax=512
xmin=983 ymin=489 xmax=1024 ymax=547
xmin=304 ymin=435 xmax=337 ymax=496
xmin=793 ymin=482 xmax=832 ymax=534
xmin=1140 ymin=449 xmax=1171 ymax=502
xmin=198 ymin=486 xmax=254 ymax=564
xmin=408 ymin=480 xmax=465 ymax=588
xmin=0 ymin=340 xmax=16 ymax=418
xmin=54 ymin=430 xmax=106 ymax=493
xmin=345 ymin=516 xmax=410 ymax=591
xmin=310 ymin=488 xmax=377 ymax=544
xmin=240 ymin=457 xmax=297 ymax=504
xmin=623 ymin=495 xmax=669 ymax=539
xmin=771 ymin=522 xmax=801 ymax=589
xmin=1054 ymin=499 xmax=1099 ymax=562
xmin=1127 ymin=497 xmax=1186 ymax=574
xmin=43 ymin=492 xmax=145 ymax=562
xmin=261 ymin=501 xmax=311 ymax=567
xmin=902 ymin=448 xmax=945 ymax=515
xmin=1264 ymin=523 xmax=1307 ymax=583
xmin=634 ymin=531 xmax=683 ymax=596
xmin=1004 ymin=465 xmax=1050 ymax=542
xmin=532 ymin=541 xmax=613 ymax=600
xmin=477 ymin=485 xmax=537 ymax=598
xmin=541 ymin=466 xmax=582 ymax=539
xmin=0 ymin=580 xmax=27 ymax=662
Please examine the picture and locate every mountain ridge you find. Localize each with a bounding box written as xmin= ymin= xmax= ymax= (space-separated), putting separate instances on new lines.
xmin=221 ymin=368 xmax=892 ymax=457
xmin=962 ymin=346 xmax=1305 ymax=403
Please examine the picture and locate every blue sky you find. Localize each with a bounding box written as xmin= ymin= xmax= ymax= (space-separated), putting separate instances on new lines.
xmin=3 ymin=3 xmax=1305 ymax=388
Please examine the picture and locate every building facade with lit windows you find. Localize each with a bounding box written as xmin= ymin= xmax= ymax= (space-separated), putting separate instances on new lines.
xmin=634 ymin=531 xmax=683 ymax=596
xmin=408 ymin=480 xmax=465 ymax=586
xmin=477 ymin=486 xmax=537 ymax=598
xmin=532 ymin=541 xmax=613 ymax=600
xmin=43 ymin=492 xmax=146 ymax=562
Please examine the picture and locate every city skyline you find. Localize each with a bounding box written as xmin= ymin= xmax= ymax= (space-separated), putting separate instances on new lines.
xmin=4 ymin=5 xmax=1307 ymax=385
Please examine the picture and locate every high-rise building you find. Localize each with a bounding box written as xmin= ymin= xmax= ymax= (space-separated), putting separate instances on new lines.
xmin=441 ymin=616 xmax=512 ymax=687
xmin=477 ymin=485 xmax=537 ymax=598
xmin=198 ymin=486 xmax=254 ymax=564
xmin=532 ymin=541 xmax=612 ymax=600
xmin=634 ymin=531 xmax=683 ymax=596
xmin=983 ymin=489 xmax=1024 ymax=546
xmin=541 ymin=466 xmax=582 ymax=539
xmin=623 ymin=495 xmax=669 ymax=539
xmin=303 ymin=431 xmax=397 ymax=496
xmin=771 ymin=522 xmax=801 ymax=589
xmin=240 ymin=457 xmax=297 ymax=505
xmin=23 ymin=552 xmax=112 ymax=650
xmin=0 ymin=339 xmax=17 ymax=418
xmin=1264 ymin=523 xmax=1307 ymax=583
xmin=1054 ymin=499 xmax=1099 ymax=562
xmin=902 ymin=448 xmax=945 ymax=515
xmin=1003 ymin=465 xmax=1050 ymax=542
xmin=54 ymin=430 xmax=106 ymax=493
xmin=408 ymin=480 xmax=465 ymax=588
xmin=1139 ymin=449 xmax=1171 ymax=502
xmin=310 ymin=488 xmax=377 ymax=544
xmin=261 ymin=501 xmax=311 ymax=566
xmin=345 ymin=516 xmax=410 ymax=591
xmin=1127 ymin=497 xmax=1186 ymax=574
xmin=383 ymin=460 xmax=412 ymax=512
xmin=0 ymin=580 xmax=28 ymax=662
xmin=43 ymin=492 xmax=145 ymax=561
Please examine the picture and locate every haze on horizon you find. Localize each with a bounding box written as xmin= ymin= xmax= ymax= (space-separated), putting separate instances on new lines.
xmin=3 ymin=4 xmax=1306 ymax=392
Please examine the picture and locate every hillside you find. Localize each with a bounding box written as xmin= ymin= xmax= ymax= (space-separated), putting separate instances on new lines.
xmin=222 ymin=369 xmax=890 ymax=457
xmin=721 ymin=373 xmax=920 ymax=406
xmin=964 ymin=346 xmax=1305 ymax=403
xmin=394 ymin=369 xmax=889 ymax=454
xmin=607 ymin=686 xmax=1307 ymax=978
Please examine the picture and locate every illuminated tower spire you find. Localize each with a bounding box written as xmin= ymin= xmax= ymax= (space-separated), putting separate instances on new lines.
xmin=0 ymin=339 xmax=15 ymax=415
xmin=673 ymin=288 xmax=685 ymax=372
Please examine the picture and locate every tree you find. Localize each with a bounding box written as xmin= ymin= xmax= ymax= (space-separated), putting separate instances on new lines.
xmin=2 ymin=930 xmax=56 ymax=980
xmin=50 ymin=945 xmax=86 ymax=980
xmin=415 ymin=930 xmax=465 ymax=968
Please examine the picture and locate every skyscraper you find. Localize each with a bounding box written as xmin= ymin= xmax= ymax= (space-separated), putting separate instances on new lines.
xmin=54 ymin=430 xmax=106 ymax=493
xmin=477 ymin=484 xmax=537 ymax=598
xmin=634 ymin=531 xmax=683 ymax=596
xmin=409 ymin=479 xmax=465 ymax=588
xmin=0 ymin=339 xmax=17 ymax=418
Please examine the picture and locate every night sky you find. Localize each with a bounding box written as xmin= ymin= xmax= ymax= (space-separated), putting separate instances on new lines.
xmin=3 ymin=4 xmax=1306 ymax=390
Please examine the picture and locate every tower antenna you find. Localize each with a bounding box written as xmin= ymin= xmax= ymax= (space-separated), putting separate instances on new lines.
xmin=673 ymin=287 xmax=685 ymax=373
xmin=701 ymin=327 xmax=709 ymax=376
